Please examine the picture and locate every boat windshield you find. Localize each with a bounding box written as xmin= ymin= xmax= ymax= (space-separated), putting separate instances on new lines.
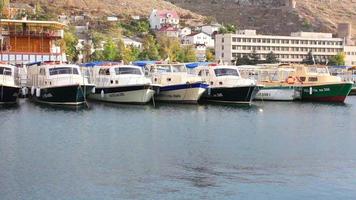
xmin=214 ymin=68 xmax=239 ymax=77
xmin=0 ymin=67 xmax=12 ymax=76
xmin=316 ymin=67 xmax=329 ymax=74
xmin=115 ymin=67 xmax=142 ymax=75
xmin=49 ymin=67 xmax=79 ymax=76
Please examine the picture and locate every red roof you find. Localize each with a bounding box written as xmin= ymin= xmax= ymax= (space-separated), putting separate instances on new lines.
xmin=159 ymin=26 xmax=179 ymax=32
xmin=157 ymin=10 xmax=179 ymax=19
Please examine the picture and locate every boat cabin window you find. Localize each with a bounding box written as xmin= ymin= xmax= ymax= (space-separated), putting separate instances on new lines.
xmin=39 ymin=68 xmax=46 ymax=76
xmin=198 ymin=69 xmax=209 ymax=77
xmin=308 ymin=77 xmax=318 ymax=82
xmin=49 ymin=67 xmax=79 ymax=76
xmin=316 ymin=67 xmax=328 ymax=74
xmin=171 ymin=65 xmax=186 ymax=73
xmin=214 ymin=68 xmax=239 ymax=77
xmin=99 ymin=68 xmax=111 ymax=75
xmin=155 ymin=65 xmax=172 ymax=73
xmin=0 ymin=67 xmax=12 ymax=76
xmin=115 ymin=67 xmax=142 ymax=75
xmin=307 ymin=67 xmax=318 ymax=74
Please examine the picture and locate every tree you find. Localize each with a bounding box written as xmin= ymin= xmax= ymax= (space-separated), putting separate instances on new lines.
xmin=91 ymin=50 xmax=104 ymax=61
xmin=302 ymin=50 xmax=315 ymax=65
xmin=139 ymin=35 xmax=160 ymax=60
xmin=265 ymin=51 xmax=279 ymax=64
xmin=177 ymin=45 xmax=197 ymax=63
xmin=236 ymin=55 xmax=251 ymax=66
xmin=157 ymin=36 xmax=181 ymax=62
xmin=249 ymin=49 xmax=260 ymax=65
xmin=206 ymin=48 xmax=215 ymax=62
xmin=82 ymin=43 xmax=93 ymax=63
xmin=62 ymin=30 xmax=79 ymax=63
xmin=328 ymin=52 xmax=346 ymax=66
xmin=0 ymin=0 xmax=10 ymax=17
xmin=103 ymin=39 xmax=118 ymax=61
xmin=218 ymin=24 xmax=236 ymax=34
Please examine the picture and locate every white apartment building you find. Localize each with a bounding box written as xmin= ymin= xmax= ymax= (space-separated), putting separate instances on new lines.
xmin=149 ymin=9 xmax=179 ymax=30
xmin=215 ymin=30 xmax=356 ymax=65
xmin=183 ymin=32 xmax=214 ymax=48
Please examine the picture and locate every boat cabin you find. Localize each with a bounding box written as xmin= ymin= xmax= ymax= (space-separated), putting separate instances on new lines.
xmin=291 ymin=65 xmax=341 ymax=84
xmin=0 ymin=19 xmax=66 ymax=63
xmin=27 ymin=64 xmax=88 ymax=88
xmin=148 ymin=63 xmax=202 ymax=86
xmin=89 ymin=64 xmax=149 ymax=88
xmin=196 ymin=65 xmax=256 ymax=87
xmin=0 ymin=63 xmax=18 ymax=86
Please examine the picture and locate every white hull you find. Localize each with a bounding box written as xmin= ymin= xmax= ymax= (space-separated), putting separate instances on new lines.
xmin=255 ymin=87 xmax=301 ymax=101
xmin=89 ymin=89 xmax=154 ymax=104
xmin=156 ymin=87 xmax=206 ymax=103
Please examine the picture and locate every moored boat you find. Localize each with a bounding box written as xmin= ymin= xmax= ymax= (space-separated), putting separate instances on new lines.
xmin=27 ymin=62 xmax=94 ymax=105
xmin=239 ymin=65 xmax=301 ymax=101
xmin=85 ymin=62 xmax=155 ymax=104
xmin=0 ymin=63 xmax=20 ymax=104
xmin=194 ymin=64 xmax=259 ymax=104
xmin=146 ymin=63 xmax=208 ymax=103
xmin=291 ymin=65 xmax=352 ymax=103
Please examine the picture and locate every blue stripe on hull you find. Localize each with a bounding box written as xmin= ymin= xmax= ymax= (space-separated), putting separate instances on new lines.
xmin=159 ymin=83 xmax=208 ymax=92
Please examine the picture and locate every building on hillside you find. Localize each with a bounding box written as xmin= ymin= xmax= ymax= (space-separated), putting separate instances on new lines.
xmin=149 ymin=9 xmax=179 ymax=30
xmin=201 ymin=23 xmax=222 ymax=36
xmin=215 ymin=29 xmax=356 ymax=65
xmin=0 ymin=19 xmax=66 ymax=63
xmin=123 ymin=37 xmax=143 ymax=49
xmin=131 ymin=15 xmax=141 ymax=20
xmin=58 ymin=14 xmax=69 ymax=25
xmin=107 ymin=16 xmax=118 ymax=22
xmin=195 ymin=44 xmax=207 ymax=62
xmin=156 ymin=26 xmax=180 ymax=38
xmin=179 ymin=27 xmax=192 ymax=39
xmin=183 ymin=32 xmax=214 ymax=48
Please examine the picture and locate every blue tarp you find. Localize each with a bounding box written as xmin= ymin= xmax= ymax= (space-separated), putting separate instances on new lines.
xmin=81 ymin=61 xmax=121 ymax=67
xmin=132 ymin=61 xmax=157 ymax=67
xmin=185 ymin=62 xmax=212 ymax=69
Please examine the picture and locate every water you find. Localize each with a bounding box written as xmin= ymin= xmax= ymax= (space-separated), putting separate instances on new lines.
xmin=1 ymin=98 xmax=356 ymax=200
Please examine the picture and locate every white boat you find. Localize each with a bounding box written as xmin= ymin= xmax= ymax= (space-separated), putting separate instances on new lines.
xmin=239 ymin=65 xmax=301 ymax=101
xmin=27 ymin=62 xmax=94 ymax=105
xmin=147 ymin=63 xmax=208 ymax=103
xmin=0 ymin=63 xmax=20 ymax=104
xmin=194 ymin=64 xmax=259 ymax=104
xmin=86 ymin=63 xmax=155 ymax=104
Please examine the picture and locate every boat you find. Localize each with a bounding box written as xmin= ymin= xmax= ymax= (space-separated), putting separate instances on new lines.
xmin=0 ymin=63 xmax=20 ymax=104
xmin=238 ymin=65 xmax=301 ymax=101
xmin=290 ymin=65 xmax=353 ymax=103
xmin=194 ymin=64 xmax=259 ymax=104
xmin=85 ymin=62 xmax=155 ymax=104
xmin=26 ymin=62 xmax=94 ymax=105
xmin=328 ymin=65 xmax=356 ymax=96
xmin=146 ymin=63 xmax=208 ymax=103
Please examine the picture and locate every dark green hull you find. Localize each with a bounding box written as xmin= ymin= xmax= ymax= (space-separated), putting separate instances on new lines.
xmin=30 ymin=84 xmax=94 ymax=105
xmin=300 ymin=83 xmax=353 ymax=103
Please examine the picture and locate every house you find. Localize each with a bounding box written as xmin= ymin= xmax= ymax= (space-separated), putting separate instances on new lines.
xmin=195 ymin=44 xmax=207 ymax=62
xmin=107 ymin=16 xmax=118 ymax=22
xmin=149 ymin=9 xmax=180 ymax=30
xmin=58 ymin=14 xmax=69 ymax=24
xmin=156 ymin=26 xmax=180 ymax=38
xmin=183 ymin=32 xmax=215 ymax=48
xmin=179 ymin=27 xmax=192 ymax=39
xmin=131 ymin=15 xmax=141 ymax=20
xmin=123 ymin=37 xmax=143 ymax=49
xmin=201 ymin=23 xmax=222 ymax=36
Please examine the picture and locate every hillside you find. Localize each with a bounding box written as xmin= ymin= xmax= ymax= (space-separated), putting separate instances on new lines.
xmin=10 ymin=0 xmax=205 ymax=25
xmin=167 ymin=0 xmax=356 ymax=38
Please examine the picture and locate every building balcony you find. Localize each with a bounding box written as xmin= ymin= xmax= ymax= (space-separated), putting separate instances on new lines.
xmin=1 ymin=30 xmax=63 ymax=39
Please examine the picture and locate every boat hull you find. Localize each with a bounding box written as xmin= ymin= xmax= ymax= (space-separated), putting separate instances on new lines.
xmin=0 ymin=85 xmax=20 ymax=104
xmin=30 ymin=84 xmax=94 ymax=105
xmin=155 ymin=82 xmax=208 ymax=103
xmin=201 ymin=85 xmax=259 ymax=104
xmin=300 ymin=83 xmax=353 ymax=103
xmin=255 ymin=86 xmax=301 ymax=101
xmin=89 ymin=85 xmax=154 ymax=104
